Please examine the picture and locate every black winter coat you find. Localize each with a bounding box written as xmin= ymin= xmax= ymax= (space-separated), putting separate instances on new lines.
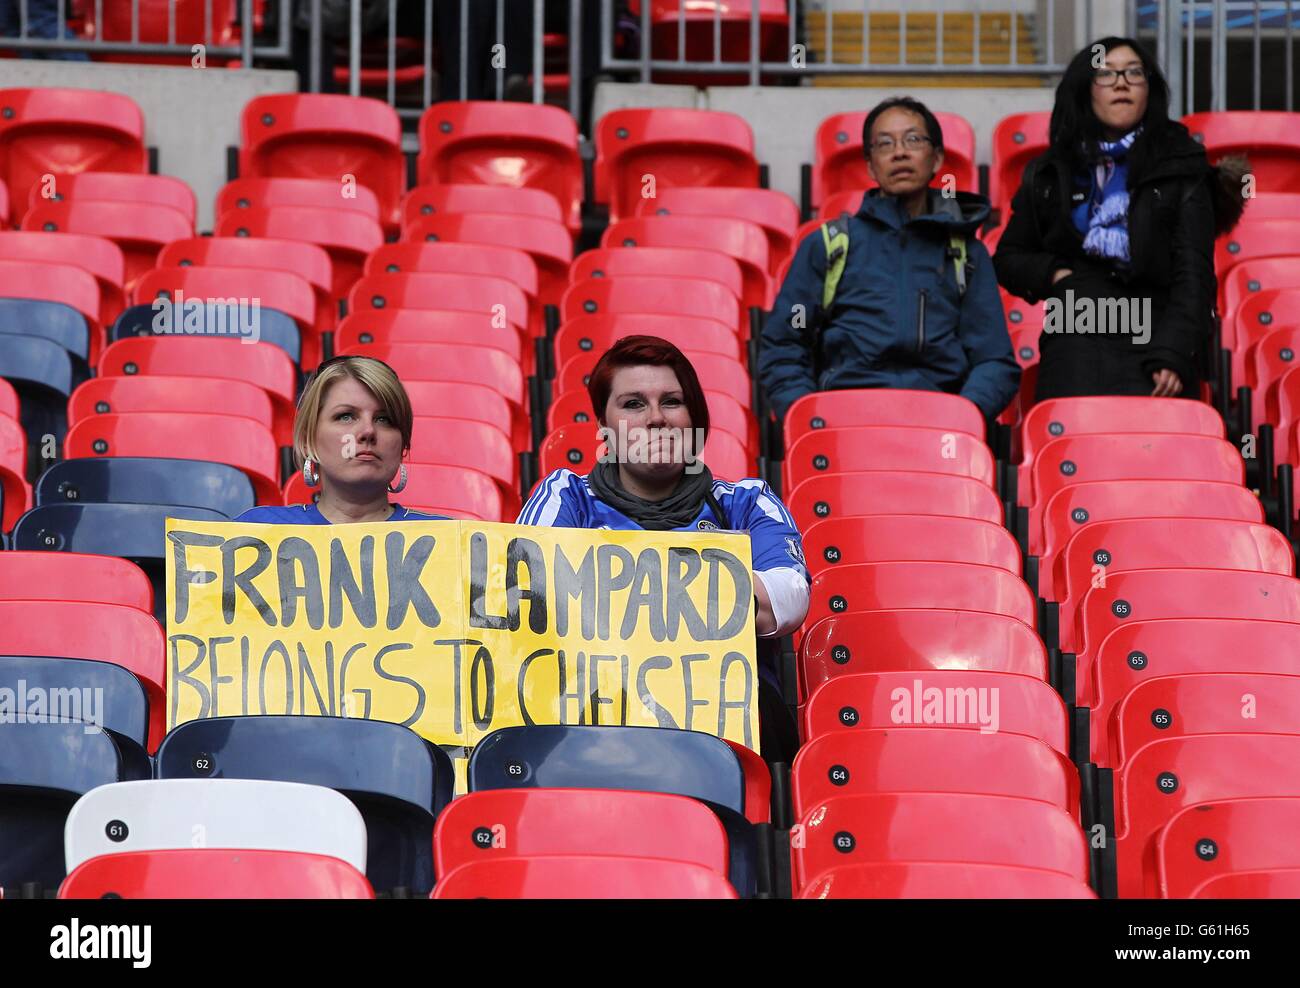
xmin=993 ymin=122 xmax=1220 ymax=392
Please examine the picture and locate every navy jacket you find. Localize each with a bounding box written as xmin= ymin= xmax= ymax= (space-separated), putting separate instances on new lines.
xmin=759 ymin=189 xmax=1020 ymax=421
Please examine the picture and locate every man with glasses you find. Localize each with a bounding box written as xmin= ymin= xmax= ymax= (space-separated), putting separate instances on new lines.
xmin=759 ymin=96 xmax=1018 ymax=431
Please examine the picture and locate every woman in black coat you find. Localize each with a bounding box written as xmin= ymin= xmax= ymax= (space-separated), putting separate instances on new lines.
xmin=994 ymin=36 xmax=1243 ymax=401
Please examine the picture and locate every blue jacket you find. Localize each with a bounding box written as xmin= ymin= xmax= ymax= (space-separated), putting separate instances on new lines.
xmin=758 ymin=189 xmax=1020 ymax=421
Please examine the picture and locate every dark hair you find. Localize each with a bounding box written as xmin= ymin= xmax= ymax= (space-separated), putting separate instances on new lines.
xmin=1050 ymin=36 xmax=1172 ymax=173
xmin=587 ymin=336 xmax=710 ymax=442
xmin=862 ymin=96 xmax=945 ymax=155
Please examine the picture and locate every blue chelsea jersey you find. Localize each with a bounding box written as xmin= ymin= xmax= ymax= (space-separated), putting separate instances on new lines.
xmin=517 ymin=469 xmax=809 ymax=580
xmin=234 ymin=503 xmax=449 ymax=524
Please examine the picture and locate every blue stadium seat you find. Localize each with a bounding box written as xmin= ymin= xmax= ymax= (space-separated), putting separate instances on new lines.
xmin=155 ymin=715 xmax=454 ymax=895
xmin=0 ymin=722 xmax=132 ymax=894
xmin=11 ymin=502 xmax=229 ymax=622
xmin=109 ymin=302 xmax=303 ymax=367
xmin=35 ymin=457 xmax=256 ymax=519
xmin=0 ymin=298 xmax=91 ymax=369
xmin=0 ymin=334 xmax=75 ymax=479
xmin=0 ymin=654 xmax=151 ymax=764
xmin=469 ymin=725 xmax=758 ymax=896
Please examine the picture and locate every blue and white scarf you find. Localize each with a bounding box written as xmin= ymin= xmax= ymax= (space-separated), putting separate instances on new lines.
xmin=1080 ymin=128 xmax=1142 ymax=264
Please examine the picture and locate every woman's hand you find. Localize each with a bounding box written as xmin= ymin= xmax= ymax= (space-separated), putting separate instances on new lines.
xmin=1151 ymin=369 xmax=1184 ymax=397
xmin=1051 ymin=268 xmax=1074 ymax=285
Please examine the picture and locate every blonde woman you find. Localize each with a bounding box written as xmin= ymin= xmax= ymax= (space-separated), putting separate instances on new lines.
xmin=236 ymin=355 xmax=446 ymax=525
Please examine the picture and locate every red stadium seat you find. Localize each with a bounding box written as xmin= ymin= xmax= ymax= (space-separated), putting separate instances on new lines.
xmin=432 ymin=855 xmax=737 ymax=899
xmin=433 ymin=788 xmax=729 ymax=879
xmin=799 ymin=862 xmax=1095 ymax=899
xmin=1106 ymin=673 xmax=1300 ymax=773
xmin=0 ymin=177 xmax=7 ymax=225
xmin=990 ymin=111 xmax=1051 ymax=217
xmin=1019 ymin=397 xmax=1225 ymax=505
xmin=1191 ymin=870 xmax=1300 ymax=898
xmin=799 ymin=610 xmax=1049 ymax=702
xmin=59 ymin=848 xmax=375 ymax=899
xmin=818 ymin=189 xmax=868 ymax=221
xmin=1089 ymin=618 xmax=1300 ymax=766
xmin=537 ymin=421 xmax=750 ymax=482
xmin=785 ymin=426 xmax=996 ymax=492
xmin=791 ymin=729 xmax=1078 ymax=822
xmin=157 ymin=236 xmax=333 ymax=349
xmin=1072 ymin=569 xmax=1300 ymax=708
xmin=560 ymin=275 xmax=743 ymax=340
xmin=0 ymin=413 xmax=30 ymax=532
xmin=0 ymin=231 xmax=125 ymax=330
xmin=723 ymin=739 xmax=772 ymax=825
xmin=68 ymin=375 xmax=273 ymax=433
xmin=399 ymin=183 xmax=564 ymax=233
xmin=1037 ymin=480 xmax=1265 ymax=601
xmin=65 ymin=412 xmax=281 ymax=505
xmin=802 ymin=670 xmax=1068 ymax=756
xmin=405 ymin=212 xmax=573 ymax=308
xmin=791 ymin=792 xmax=1088 ymax=893
xmin=0 ymin=551 xmax=151 ymax=612
xmin=569 ymin=246 xmax=744 ymax=301
xmin=1054 ymin=519 xmax=1293 ymax=651
xmin=1 ymin=598 xmax=164 ymax=750
xmin=813 ymin=110 xmax=977 ymax=206
xmin=97 ymin=336 xmax=296 ymax=447
xmin=806 ymin=561 xmax=1036 ymax=632
xmin=0 ymin=378 xmax=18 ymax=419
xmin=546 ymin=386 xmax=757 ymax=457
xmin=786 ymin=471 xmax=1005 ymax=529
xmin=641 ymin=0 xmax=788 ymax=84
xmin=335 ymin=309 xmax=524 ymax=372
xmin=214 ymin=206 xmax=384 ymax=304
xmin=134 ymin=265 xmax=316 ymax=347
xmin=603 ymin=216 xmax=771 ymax=311
xmin=22 ymin=199 xmax=191 ymax=291
xmin=408 ymin=416 xmax=518 ymax=517
xmin=1215 ymin=219 xmax=1300 ymax=277
xmin=635 ymin=186 xmax=800 ymax=273
xmin=0 ymin=88 xmax=147 ymax=223
xmin=346 ymin=271 xmax=530 ymax=348
xmin=1112 ymin=733 xmax=1300 ymax=898
xmin=239 ymin=93 xmax=404 ymax=231
xmin=594 ymin=108 xmax=759 ymax=223
xmin=215 ymin=176 xmax=381 ymax=224
xmin=41 ymin=171 xmax=197 ymax=228
xmin=417 ymin=101 xmax=582 ymax=237
xmin=1271 ymin=365 xmax=1300 ymax=464
xmin=283 ymin=461 xmax=504 ymax=522
xmin=366 ymin=242 xmax=539 ymax=306
xmin=1227 ymin=287 xmax=1300 ymax=391
xmin=555 ymin=348 xmax=752 ymax=411
xmin=1156 ymin=797 xmax=1300 ymax=899
xmin=340 ymin=342 xmax=527 ymax=438
xmin=802 ymin=514 xmax=1020 ymax=578
xmin=0 ymin=257 xmax=102 ymax=361
xmin=1026 ymin=434 xmax=1244 ymax=554
xmin=1184 ymin=111 xmax=1300 ymax=194
xmin=554 ymin=313 xmax=741 ymax=367
xmin=1220 ymin=255 xmax=1300 ymax=326
xmin=784 ymin=389 xmax=985 ymax=451
xmin=83 ymin=0 xmax=242 ymax=49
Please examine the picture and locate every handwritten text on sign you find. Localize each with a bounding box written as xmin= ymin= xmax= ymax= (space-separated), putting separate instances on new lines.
xmin=165 ymin=519 xmax=760 ymax=762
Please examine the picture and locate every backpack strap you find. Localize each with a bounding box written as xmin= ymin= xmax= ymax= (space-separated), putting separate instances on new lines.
xmin=947 ymin=233 xmax=970 ymax=298
xmin=820 ymin=211 xmax=852 ymax=312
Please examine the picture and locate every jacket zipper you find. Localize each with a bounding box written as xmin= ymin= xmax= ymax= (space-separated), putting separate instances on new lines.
xmin=916 ymin=289 xmax=928 ymax=351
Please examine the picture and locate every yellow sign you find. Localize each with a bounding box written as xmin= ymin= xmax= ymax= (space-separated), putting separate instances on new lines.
xmin=165 ymin=520 xmax=760 ymax=788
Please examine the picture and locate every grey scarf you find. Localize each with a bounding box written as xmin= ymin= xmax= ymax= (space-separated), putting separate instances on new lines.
xmin=587 ymin=459 xmax=720 ymax=531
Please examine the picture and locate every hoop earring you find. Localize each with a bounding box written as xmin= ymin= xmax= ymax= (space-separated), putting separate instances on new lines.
xmin=388 ymin=463 xmax=408 ymax=494
xmin=302 ymin=457 xmax=319 ymax=488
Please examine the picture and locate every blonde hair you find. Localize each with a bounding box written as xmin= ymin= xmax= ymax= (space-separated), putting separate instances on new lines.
xmin=294 ymin=356 xmax=414 ymax=466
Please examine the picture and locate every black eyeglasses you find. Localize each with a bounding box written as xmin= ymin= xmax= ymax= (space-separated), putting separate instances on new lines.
xmin=869 ymin=133 xmax=934 ymax=155
xmin=1093 ymin=67 xmax=1148 ymax=87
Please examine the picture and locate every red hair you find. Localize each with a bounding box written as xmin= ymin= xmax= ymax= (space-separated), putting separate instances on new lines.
xmin=586 ymin=336 xmax=710 ymax=442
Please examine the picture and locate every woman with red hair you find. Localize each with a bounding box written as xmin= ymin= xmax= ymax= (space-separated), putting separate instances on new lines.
xmin=519 ymin=335 xmax=809 ymax=641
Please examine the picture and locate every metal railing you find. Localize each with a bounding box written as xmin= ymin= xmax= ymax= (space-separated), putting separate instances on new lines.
xmin=599 ymin=0 xmax=1094 ymax=83
xmin=0 ymin=0 xmax=292 ymax=65
xmin=1150 ymin=0 xmax=1298 ymax=112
